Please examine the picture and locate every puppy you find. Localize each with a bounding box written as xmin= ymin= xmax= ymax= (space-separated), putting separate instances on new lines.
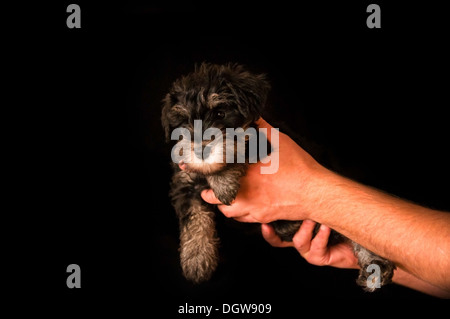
xmin=161 ymin=62 xmax=395 ymax=291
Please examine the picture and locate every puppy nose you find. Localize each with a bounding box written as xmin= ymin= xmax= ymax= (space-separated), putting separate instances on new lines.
xmin=193 ymin=144 xmax=212 ymax=160
xmin=194 ymin=147 xmax=203 ymax=159
xmin=203 ymin=146 xmax=211 ymax=159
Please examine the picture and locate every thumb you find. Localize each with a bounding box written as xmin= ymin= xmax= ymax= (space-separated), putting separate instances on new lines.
xmin=255 ymin=117 xmax=279 ymax=146
xmin=255 ymin=117 xmax=273 ymax=130
xmin=261 ymin=224 xmax=294 ymax=248
xmin=201 ymin=189 xmax=223 ymax=205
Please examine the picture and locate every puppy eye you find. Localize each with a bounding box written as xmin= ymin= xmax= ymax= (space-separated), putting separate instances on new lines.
xmin=216 ymin=111 xmax=225 ymax=119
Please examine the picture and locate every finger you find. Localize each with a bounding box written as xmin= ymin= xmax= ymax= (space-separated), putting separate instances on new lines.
xmin=255 ymin=118 xmax=278 ymax=145
xmin=292 ymin=220 xmax=317 ymax=255
xmin=200 ymin=189 xmax=223 ymax=205
xmin=217 ymin=203 xmax=241 ymax=219
xmin=310 ymin=224 xmax=331 ymax=253
xmin=255 ymin=118 xmax=273 ymax=130
xmin=261 ymin=224 xmax=294 ymax=248
xmin=233 ymin=215 xmax=260 ymax=223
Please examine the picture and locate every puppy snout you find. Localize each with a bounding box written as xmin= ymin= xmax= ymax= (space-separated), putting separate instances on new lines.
xmin=194 ymin=146 xmax=204 ymax=159
xmin=202 ymin=145 xmax=212 ymax=159
xmin=193 ymin=142 xmax=212 ymax=159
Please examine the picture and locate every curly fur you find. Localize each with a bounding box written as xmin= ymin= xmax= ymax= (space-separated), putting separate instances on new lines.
xmin=161 ymin=62 xmax=395 ymax=290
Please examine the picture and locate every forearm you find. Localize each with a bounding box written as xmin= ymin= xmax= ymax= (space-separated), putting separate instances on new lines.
xmin=392 ymin=268 xmax=450 ymax=298
xmin=305 ymin=167 xmax=450 ymax=292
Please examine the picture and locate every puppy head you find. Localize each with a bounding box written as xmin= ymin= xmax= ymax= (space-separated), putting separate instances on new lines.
xmin=161 ymin=62 xmax=270 ymax=174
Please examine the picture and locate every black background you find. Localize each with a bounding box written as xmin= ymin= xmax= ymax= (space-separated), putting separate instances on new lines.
xmin=12 ymin=0 xmax=450 ymax=314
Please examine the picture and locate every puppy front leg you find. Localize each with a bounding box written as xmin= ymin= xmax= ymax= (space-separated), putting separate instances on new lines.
xmin=206 ymin=165 xmax=247 ymax=205
xmin=171 ymin=171 xmax=219 ymax=283
xmin=352 ymin=241 xmax=396 ymax=291
xmin=178 ymin=199 xmax=219 ymax=283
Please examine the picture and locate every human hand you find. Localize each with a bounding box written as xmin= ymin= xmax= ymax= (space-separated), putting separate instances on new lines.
xmin=200 ymin=118 xmax=326 ymax=223
xmin=261 ymin=221 xmax=359 ymax=269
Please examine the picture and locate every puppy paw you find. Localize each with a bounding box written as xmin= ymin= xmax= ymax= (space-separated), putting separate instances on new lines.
xmin=352 ymin=242 xmax=396 ymax=292
xmin=206 ymin=173 xmax=241 ymax=206
xmin=270 ymin=220 xmax=302 ymax=241
xmin=178 ymin=200 xmax=220 ymax=283
xmin=214 ymin=188 xmax=238 ymax=206
xmin=212 ymin=182 xmax=239 ymax=205
xmin=181 ymin=246 xmax=219 ymax=283
xmin=357 ymin=259 xmax=395 ymax=292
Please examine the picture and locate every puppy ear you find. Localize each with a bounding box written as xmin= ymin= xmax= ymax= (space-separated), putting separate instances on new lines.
xmin=161 ymin=93 xmax=172 ymax=142
xmin=233 ymin=70 xmax=271 ymax=121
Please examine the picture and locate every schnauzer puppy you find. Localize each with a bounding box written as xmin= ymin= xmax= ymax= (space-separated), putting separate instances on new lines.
xmin=161 ymin=62 xmax=395 ymax=291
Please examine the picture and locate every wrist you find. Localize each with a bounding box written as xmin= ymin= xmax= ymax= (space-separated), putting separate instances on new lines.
xmin=298 ymin=164 xmax=337 ymax=223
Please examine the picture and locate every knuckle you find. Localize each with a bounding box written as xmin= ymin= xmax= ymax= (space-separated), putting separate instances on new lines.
xmin=258 ymin=216 xmax=272 ymax=224
xmin=293 ymin=237 xmax=306 ymax=248
xmin=294 ymin=243 xmax=307 ymax=252
xmin=220 ymin=209 xmax=234 ymax=218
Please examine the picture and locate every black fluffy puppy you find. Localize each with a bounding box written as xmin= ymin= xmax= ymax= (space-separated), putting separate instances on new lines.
xmin=161 ymin=62 xmax=395 ymax=291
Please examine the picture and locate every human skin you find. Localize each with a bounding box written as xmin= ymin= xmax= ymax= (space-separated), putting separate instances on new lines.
xmin=261 ymin=221 xmax=449 ymax=298
xmin=200 ymin=118 xmax=450 ymax=298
